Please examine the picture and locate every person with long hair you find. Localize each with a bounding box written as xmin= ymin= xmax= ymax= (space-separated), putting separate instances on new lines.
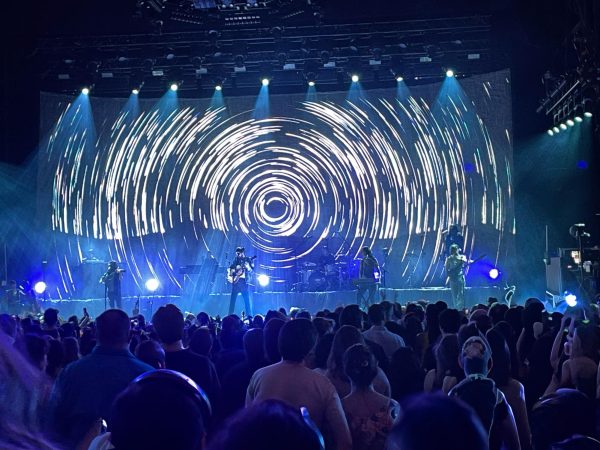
xmin=341 ymin=344 xmax=400 ymax=450
xmin=546 ymin=321 xmax=600 ymax=399
xmin=388 ymin=347 xmax=425 ymax=402
xmin=486 ymin=327 xmax=531 ymax=450
xmin=424 ymin=334 xmax=462 ymax=393
xmin=327 ymin=325 xmax=391 ymax=398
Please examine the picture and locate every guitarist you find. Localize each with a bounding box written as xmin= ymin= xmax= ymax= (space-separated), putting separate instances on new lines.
xmin=228 ymin=247 xmax=254 ymax=316
xmin=445 ymin=244 xmax=468 ymax=309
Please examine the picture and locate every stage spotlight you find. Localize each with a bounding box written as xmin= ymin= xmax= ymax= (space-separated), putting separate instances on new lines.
xmin=564 ymin=291 xmax=577 ymax=307
xmin=547 ymin=129 xmax=554 ymax=136
xmin=488 ymin=268 xmax=500 ymax=280
xmin=583 ymin=99 xmax=593 ymax=117
xmin=575 ymin=116 xmax=583 ymax=123
xmin=351 ymin=74 xmax=359 ymax=83
xmin=566 ymin=119 xmax=575 ymax=127
xmin=396 ymin=75 xmax=403 ymax=82
xmin=552 ymin=126 xmax=560 ymax=134
xmin=560 ymin=123 xmax=567 ymax=130
xmin=446 ymin=69 xmax=455 ymax=77
xmin=132 ymin=88 xmax=140 ymax=95
xmin=170 ymin=83 xmax=179 ymax=91
xmin=308 ymin=80 xmax=315 ymax=87
xmin=145 ymin=278 xmax=160 ymax=292
xmin=261 ymin=78 xmax=270 ymax=86
xmin=34 ymin=281 xmax=47 ymax=295
xmin=81 ymin=87 xmax=90 ymax=95
xmin=257 ymin=274 xmax=270 ymax=287
xmin=215 ymin=84 xmax=222 ymax=91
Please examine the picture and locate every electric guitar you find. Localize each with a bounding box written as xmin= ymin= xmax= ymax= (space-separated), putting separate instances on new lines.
xmin=446 ymin=254 xmax=486 ymax=279
xmin=227 ymin=256 xmax=257 ymax=284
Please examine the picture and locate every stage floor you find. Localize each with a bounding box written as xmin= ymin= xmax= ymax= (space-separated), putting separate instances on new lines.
xmin=40 ymin=286 xmax=504 ymax=318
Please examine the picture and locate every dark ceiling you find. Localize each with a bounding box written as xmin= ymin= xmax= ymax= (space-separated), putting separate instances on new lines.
xmin=0 ymin=0 xmax=586 ymax=164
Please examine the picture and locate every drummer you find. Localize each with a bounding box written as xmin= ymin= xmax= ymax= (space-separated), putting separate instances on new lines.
xmin=318 ymin=246 xmax=336 ymax=267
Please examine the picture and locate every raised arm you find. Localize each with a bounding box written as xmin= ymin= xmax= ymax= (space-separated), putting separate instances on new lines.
xmin=549 ymin=316 xmax=568 ymax=370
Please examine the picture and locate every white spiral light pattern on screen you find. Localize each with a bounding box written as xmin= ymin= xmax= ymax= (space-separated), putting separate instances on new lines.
xmin=45 ymin=84 xmax=512 ymax=289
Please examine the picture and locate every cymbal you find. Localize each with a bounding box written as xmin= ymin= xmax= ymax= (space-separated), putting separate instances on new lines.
xmin=301 ymin=262 xmax=317 ymax=267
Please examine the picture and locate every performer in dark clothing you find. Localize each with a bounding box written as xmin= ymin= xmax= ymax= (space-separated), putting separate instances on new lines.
xmin=1 ymin=280 xmax=27 ymax=316
xmin=100 ymin=261 xmax=124 ymax=309
xmin=444 ymin=225 xmax=465 ymax=256
xmin=445 ymin=244 xmax=467 ymax=309
xmin=228 ymin=247 xmax=254 ymax=316
xmin=318 ymin=246 xmax=336 ymax=266
xmin=357 ymin=246 xmax=380 ymax=308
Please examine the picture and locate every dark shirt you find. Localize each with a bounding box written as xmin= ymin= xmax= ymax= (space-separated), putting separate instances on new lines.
xmin=214 ymin=348 xmax=246 ymax=380
xmin=359 ymin=256 xmax=379 ymax=279
xmin=103 ymin=270 xmax=121 ymax=294
xmin=525 ymin=334 xmax=554 ymax=410
xmin=449 ymin=374 xmax=509 ymax=434
xmin=219 ymin=358 xmax=269 ymax=421
xmin=51 ymin=346 xmax=153 ymax=444
xmin=165 ymin=349 xmax=221 ymax=408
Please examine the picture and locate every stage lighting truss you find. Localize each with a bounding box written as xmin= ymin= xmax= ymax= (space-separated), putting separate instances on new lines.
xmin=537 ymin=6 xmax=599 ymax=129
xmin=38 ymin=16 xmax=496 ymax=97
xmin=546 ymin=90 xmax=593 ymax=136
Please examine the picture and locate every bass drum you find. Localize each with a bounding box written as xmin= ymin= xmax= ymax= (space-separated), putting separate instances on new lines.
xmin=308 ymin=270 xmax=328 ymax=292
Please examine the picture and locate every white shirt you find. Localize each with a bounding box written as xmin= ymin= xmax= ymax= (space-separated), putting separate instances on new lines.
xmin=363 ymin=325 xmax=406 ymax=360
xmin=247 ymin=360 xmax=352 ymax=450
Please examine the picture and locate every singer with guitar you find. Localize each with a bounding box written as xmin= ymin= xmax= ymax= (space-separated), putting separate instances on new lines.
xmin=445 ymin=244 xmax=474 ymax=310
xmin=228 ymin=247 xmax=254 ymax=316
xmin=100 ymin=261 xmax=124 ymax=310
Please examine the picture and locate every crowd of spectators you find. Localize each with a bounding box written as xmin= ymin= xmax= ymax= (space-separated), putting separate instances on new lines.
xmin=2 ymin=296 xmax=600 ymax=450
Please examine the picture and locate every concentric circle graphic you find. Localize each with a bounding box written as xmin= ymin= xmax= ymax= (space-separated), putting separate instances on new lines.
xmin=43 ymin=73 xmax=513 ymax=295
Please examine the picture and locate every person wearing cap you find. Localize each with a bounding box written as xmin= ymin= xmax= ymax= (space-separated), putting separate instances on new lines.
xmin=228 ymin=247 xmax=254 ymax=316
xmin=449 ymin=336 xmax=520 ymax=450
xmin=445 ymin=244 xmax=467 ymax=310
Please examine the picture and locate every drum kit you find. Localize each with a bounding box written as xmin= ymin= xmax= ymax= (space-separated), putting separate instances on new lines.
xmin=294 ymin=259 xmax=357 ymax=292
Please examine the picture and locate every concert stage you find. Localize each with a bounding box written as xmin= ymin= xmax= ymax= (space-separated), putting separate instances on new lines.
xmin=40 ymin=286 xmax=504 ymax=318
